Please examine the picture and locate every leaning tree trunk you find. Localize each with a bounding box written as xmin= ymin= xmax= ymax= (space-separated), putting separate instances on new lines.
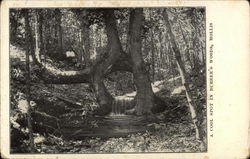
xmin=163 ymin=10 xmax=204 ymax=143
xmin=128 ymin=9 xmax=154 ymax=115
xmin=29 ymin=8 xmax=169 ymax=116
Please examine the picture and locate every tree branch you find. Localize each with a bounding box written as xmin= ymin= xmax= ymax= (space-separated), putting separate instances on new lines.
xmin=27 ymin=9 xmax=132 ymax=85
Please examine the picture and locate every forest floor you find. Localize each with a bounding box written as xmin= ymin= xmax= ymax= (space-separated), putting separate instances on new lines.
xmin=27 ymin=77 xmax=206 ymax=153
xmin=10 ymin=44 xmax=207 ymax=153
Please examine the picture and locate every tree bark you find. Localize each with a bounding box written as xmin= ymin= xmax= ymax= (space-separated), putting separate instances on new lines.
xmin=55 ymin=9 xmax=63 ymax=59
xmin=81 ymin=12 xmax=91 ymax=67
xmin=149 ymin=9 xmax=155 ymax=83
xmin=10 ymin=9 xmax=20 ymax=42
xmin=24 ymin=9 xmax=35 ymax=153
xmin=163 ymin=10 xmax=204 ymax=142
xmin=75 ymin=31 xmax=84 ymax=68
xmin=37 ymin=10 xmax=44 ymax=60
xmin=158 ymin=30 xmax=164 ymax=69
xmin=178 ymin=21 xmax=194 ymax=70
xmin=128 ymin=9 xmax=154 ymax=115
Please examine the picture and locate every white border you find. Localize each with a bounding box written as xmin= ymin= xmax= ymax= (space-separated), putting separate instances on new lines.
xmin=1 ymin=1 xmax=249 ymax=159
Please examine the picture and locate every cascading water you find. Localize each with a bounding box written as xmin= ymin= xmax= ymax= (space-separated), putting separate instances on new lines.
xmin=110 ymin=96 xmax=133 ymax=116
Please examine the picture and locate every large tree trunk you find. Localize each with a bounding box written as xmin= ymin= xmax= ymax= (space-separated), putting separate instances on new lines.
xmin=163 ymin=10 xmax=204 ymax=143
xmin=92 ymin=9 xmax=128 ymax=115
xmin=128 ymin=9 xmax=154 ymax=115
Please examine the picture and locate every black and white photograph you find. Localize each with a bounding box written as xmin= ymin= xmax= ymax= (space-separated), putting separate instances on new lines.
xmin=9 ymin=7 xmax=207 ymax=153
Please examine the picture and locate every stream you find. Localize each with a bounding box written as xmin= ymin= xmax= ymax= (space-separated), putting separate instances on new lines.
xmin=61 ymin=114 xmax=155 ymax=139
xmin=61 ymin=97 xmax=156 ymax=139
xmin=60 ymin=81 xmax=169 ymax=139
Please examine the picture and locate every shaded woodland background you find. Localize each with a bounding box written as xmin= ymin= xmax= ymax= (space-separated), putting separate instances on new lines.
xmin=10 ymin=8 xmax=206 ymax=153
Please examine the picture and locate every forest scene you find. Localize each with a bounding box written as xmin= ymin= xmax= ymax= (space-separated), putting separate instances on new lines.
xmin=10 ymin=8 xmax=206 ymax=153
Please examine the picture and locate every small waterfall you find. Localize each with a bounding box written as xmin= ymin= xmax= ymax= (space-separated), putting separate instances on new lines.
xmin=114 ymin=100 xmax=119 ymax=114
xmin=112 ymin=100 xmax=115 ymax=114
xmin=123 ymin=99 xmax=126 ymax=113
xmin=121 ymin=99 xmax=124 ymax=114
xmin=115 ymin=100 xmax=118 ymax=114
xmin=124 ymin=99 xmax=127 ymax=113
xmin=110 ymin=96 xmax=134 ymax=116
